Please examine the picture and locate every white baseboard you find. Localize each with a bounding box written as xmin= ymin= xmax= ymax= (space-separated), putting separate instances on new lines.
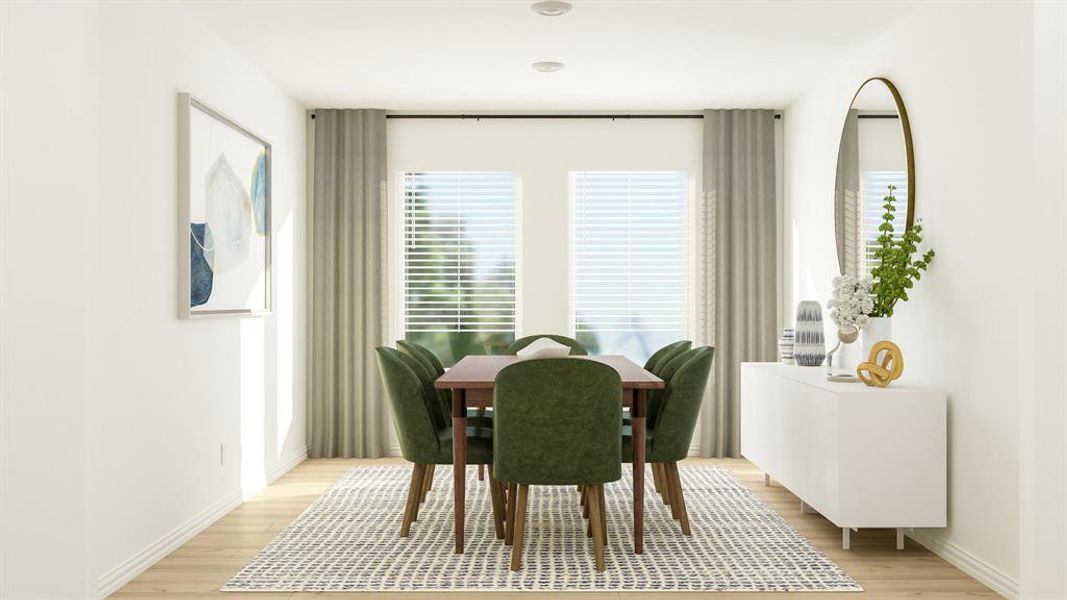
xmin=95 ymin=489 xmax=242 ymax=599
xmin=267 ymin=445 xmax=308 ymax=483
xmin=907 ymin=529 xmax=1019 ymax=600
xmin=96 ymin=446 xmax=307 ymax=599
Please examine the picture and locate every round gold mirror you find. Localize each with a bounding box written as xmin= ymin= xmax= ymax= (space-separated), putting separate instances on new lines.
xmin=834 ymin=77 xmax=914 ymax=276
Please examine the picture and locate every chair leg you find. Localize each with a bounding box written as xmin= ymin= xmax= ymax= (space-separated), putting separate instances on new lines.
xmin=663 ymin=463 xmax=674 ymax=506
xmin=421 ymin=464 xmax=434 ymax=502
xmin=510 ymin=484 xmax=529 ymax=571
xmin=579 ymin=484 xmax=587 ymax=506
xmin=505 ymin=482 xmax=517 ymax=545
xmin=663 ymin=464 xmax=674 ymax=507
xmin=598 ymin=482 xmax=608 ymax=545
xmin=667 ymin=468 xmax=681 ymax=521
xmin=500 ymin=479 xmax=509 ymax=526
xmin=655 ymin=463 xmax=673 ymax=506
xmin=412 ymin=467 xmax=426 ymax=522
xmin=400 ymin=463 xmax=425 ymax=537
xmin=487 ymin=469 xmax=505 ymax=540
xmin=588 ymin=482 xmax=597 ymax=533
xmin=667 ymin=462 xmax=691 ymax=535
xmin=476 ymin=407 xmax=488 ymax=482
xmin=652 ymin=462 xmax=664 ymax=494
xmin=587 ymin=483 xmax=606 ymax=572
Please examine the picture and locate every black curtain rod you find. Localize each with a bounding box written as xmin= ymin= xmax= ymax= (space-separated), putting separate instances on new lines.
xmin=304 ymin=112 xmax=896 ymax=121
xmin=381 ymin=113 xmax=782 ymax=120
xmin=310 ymin=112 xmax=784 ymax=120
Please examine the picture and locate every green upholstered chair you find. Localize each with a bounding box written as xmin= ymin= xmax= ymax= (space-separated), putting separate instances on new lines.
xmin=646 ymin=342 xmax=699 ymax=428
xmin=397 ymin=339 xmax=446 ymax=376
xmin=397 ymin=340 xmax=448 ymax=415
xmin=398 ymin=340 xmax=495 ymax=480
xmin=493 ymin=358 xmax=621 ymax=571
xmin=623 ymin=346 xmax=714 ymax=535
xmin=504 ymin=334 xmax=588 ymax=356
xmin=398 ymin=340 xmax=491 ymax=420
xmin=375 ymin=347 xmax=506 ymax=539
xmin=623 ymin=340 xmax=693 ymax=427
xmin=643 ymin=340 xmax=692 ymax=375
xmin=394 ymin=349 xmax=449 ymax=430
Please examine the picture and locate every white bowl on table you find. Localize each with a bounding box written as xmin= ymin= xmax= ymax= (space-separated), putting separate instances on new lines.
xmin=515 ymin=338 xmax=572 ymax=360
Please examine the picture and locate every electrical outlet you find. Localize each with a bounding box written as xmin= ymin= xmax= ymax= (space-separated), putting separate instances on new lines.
xmin=219 ymin=443 xmax=225 ymax=466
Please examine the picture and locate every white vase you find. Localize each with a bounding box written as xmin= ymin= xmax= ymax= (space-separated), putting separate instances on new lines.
xmin=861 ymin=317 xmax=892 ymax=361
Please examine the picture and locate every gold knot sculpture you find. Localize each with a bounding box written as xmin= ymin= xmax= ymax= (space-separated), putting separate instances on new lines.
xmin=856 ymin=341 xmax=904 ymax=388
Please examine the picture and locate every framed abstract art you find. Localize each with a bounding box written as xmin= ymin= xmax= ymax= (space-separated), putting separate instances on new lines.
xmin=178 ymin=93 xmax=271 ymax=318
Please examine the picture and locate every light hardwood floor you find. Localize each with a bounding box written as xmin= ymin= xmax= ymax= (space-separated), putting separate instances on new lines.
xmin=109 ymin=458 xmax=999 ymax=600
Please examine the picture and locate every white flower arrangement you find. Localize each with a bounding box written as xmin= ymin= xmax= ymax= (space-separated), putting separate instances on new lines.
xmin=827 ymin=274 xmax=874 ymax=335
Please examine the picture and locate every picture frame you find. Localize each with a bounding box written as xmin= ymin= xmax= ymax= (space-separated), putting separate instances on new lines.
xmin=177 ymin=92 xmax=272 ymax=318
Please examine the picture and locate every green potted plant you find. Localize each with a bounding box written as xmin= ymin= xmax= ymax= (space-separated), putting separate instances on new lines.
xmin=863 ymin=185 xmax=935 ymax=357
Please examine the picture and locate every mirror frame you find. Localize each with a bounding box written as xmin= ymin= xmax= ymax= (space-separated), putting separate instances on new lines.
xmin=844 ymin=76 xmax=916 ymax=230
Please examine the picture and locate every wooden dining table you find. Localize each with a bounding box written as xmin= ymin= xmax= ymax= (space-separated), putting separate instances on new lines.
xmin=434 ymin=354 xmax=665 ymax=555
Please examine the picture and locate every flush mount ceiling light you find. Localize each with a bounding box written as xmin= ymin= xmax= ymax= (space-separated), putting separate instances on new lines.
xmin=531 ymin=61 xmax=565 ymax=72
xmin=531 ymin=1 xmax=572 ymax=17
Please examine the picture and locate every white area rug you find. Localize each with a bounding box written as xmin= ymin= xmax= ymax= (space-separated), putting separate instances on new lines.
xmin=222 ymin=465 xmax=861 ymax=592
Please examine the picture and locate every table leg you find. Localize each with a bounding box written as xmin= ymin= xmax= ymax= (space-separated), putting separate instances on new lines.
xmin=632 ymin=388 xmax=646 ymax=554
xmin=452 ymin=388 xmax=467 ymax=554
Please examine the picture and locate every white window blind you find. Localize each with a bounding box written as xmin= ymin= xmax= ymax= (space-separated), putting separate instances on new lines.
xmin=402 ymin=171 xmax=517 ymax=364
xmin=861 ymin=171 xmax=908 ymax=273
xmin=572 ymin=171 xmax=688 ymax=363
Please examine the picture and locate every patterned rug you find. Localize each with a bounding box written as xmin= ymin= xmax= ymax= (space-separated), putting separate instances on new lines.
xmin=222 ymin=465 xmax=860 ymax=592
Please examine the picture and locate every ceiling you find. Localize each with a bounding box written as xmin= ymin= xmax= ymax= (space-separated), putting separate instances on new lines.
xmin=183 ymin=0 xmax=916 ymax=110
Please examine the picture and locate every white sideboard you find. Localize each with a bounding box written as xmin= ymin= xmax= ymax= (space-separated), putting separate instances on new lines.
xmin=740 ymin=362 xmax=946 ymax=549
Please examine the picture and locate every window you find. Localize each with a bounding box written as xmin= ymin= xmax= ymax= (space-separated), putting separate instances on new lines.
xmin=572 ymin=171 xmax=688 ymax=363
xmin=860 ymin=171 xmax=908 ymax=273
xmin=402 ymin=172 xmax=517 ymax=365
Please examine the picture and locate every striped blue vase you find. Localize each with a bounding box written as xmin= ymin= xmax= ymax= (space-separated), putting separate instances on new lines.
xmin=793 ymin=301 xmax=826 ymax=367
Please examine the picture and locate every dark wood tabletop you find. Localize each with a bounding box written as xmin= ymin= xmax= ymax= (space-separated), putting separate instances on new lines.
xmin=435 ymin=355 xmax=665 ymax=390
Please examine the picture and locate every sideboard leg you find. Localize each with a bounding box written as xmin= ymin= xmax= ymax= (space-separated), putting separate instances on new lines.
xmin=842 ymin=527 xmax=851 ymax=550
xmin=896 ymin=528 xmax=905 ymax=550
xmin=763 ymin=473 xmax=770 ymax=487
xmin=800 ymin=500 xmax=810 ymax=514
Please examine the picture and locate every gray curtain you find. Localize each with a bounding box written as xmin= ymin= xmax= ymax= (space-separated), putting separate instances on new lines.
xmin=698 ymin=109 xmax=778 ymax=458
xmin=835 ymin=109 xmax=860 ymax=276
xmin=308 ymin=109 xmax=390 ymax=458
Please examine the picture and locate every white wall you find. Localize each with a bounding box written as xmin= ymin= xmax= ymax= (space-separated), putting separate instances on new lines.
xmin=783 ymin=2 xmax=1064 ymax=598
xmin=0 ymin=2 xmax=99 ymax=597
xmin=89 ymin=1 xmax=307 ymax=594
xmin=1019 ymin=2 xmax=1067 ymax=598
xmin=387 ymin=118 xmax=704 ymax=339
xmin=1 ymin=1 xmax=308 ymax=598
